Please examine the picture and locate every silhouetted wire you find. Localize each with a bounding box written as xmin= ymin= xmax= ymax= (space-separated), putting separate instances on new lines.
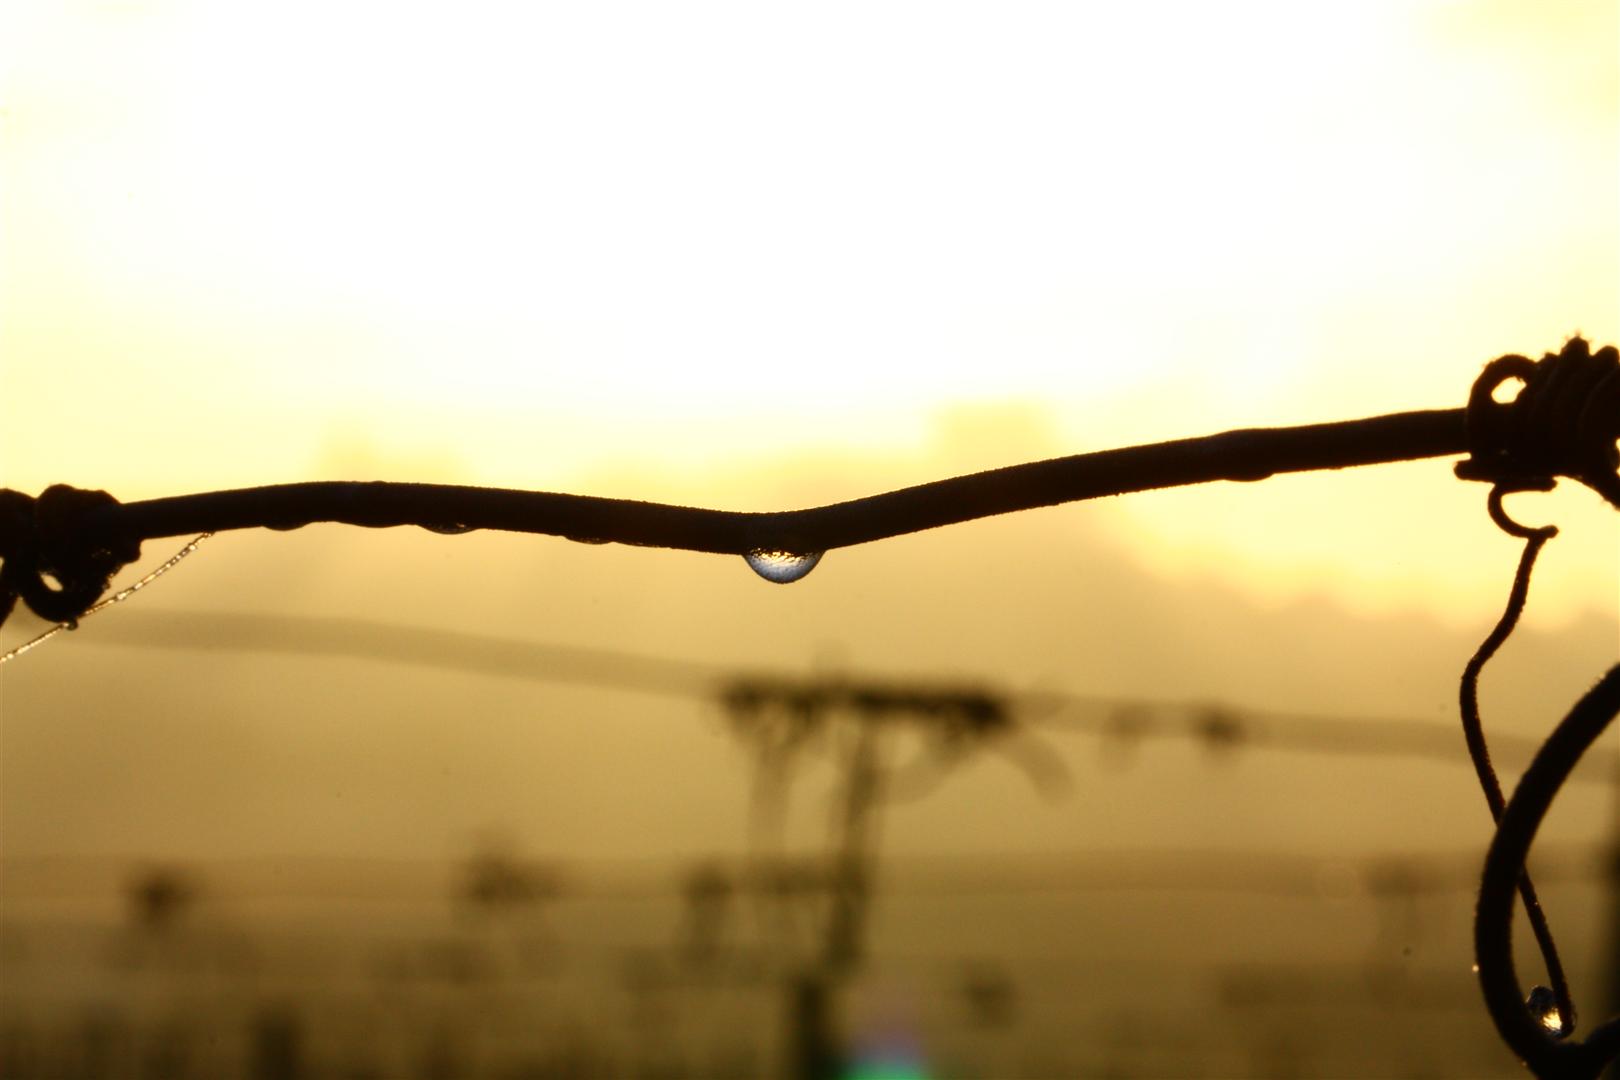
xmin=1454 ymin=339 xmax=1620 ymax=509
xmin=1476 ymin=665 xmax=1620 ymax=1080
xmin=2 ymin=341 xmax=1613 ymax=637
xmin=0 ymin=534 xmax=211 ymax=665
xmin=0 ymin=408 xmax=1478 ymax=630
xmin=99 ymin=410 xmax=1476 ymax=547
xmin=1447 ymin=338 xmax=1620 ymax=1077
xmin=1 ymin=339 xmax=1614 ymax=1077
xmin=1459 ymin=488 xmax=1573 ymax=1037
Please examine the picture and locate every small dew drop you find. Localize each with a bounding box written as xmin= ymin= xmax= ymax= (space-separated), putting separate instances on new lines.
xmin=744 ymin=549 xmax=823 ymax=584
xmin=1526 ymin=985 xmax=1565 ymax=1037
xmin=422 ymin=523 xmax=475 ymax=535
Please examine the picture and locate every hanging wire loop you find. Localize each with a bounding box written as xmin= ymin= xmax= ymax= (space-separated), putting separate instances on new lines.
xmin=1474 ymin=665 xmax=1620 ymax=1080
xmin=1458 ymin=512 xmax=1573 ymax=1039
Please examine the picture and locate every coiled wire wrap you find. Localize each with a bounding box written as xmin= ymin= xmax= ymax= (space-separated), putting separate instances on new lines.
xmin=1457 ymin=338 xmax=1620 ymax=1079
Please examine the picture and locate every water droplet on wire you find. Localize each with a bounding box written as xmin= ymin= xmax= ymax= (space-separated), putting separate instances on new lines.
xmin=422 ymin=522 xmax=475 ymax=535
xmin=744 ymin=549 xmax=822 ymax=584
xmin=1526 ymin=985 xmax=1565 ymax=1037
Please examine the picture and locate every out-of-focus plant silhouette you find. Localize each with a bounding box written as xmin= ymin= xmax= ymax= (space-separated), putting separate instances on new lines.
xmin=720 ymin=673 xmax=1064 ymax=1077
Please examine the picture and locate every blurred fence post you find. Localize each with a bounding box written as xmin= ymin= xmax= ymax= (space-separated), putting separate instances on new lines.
xmin=787 ymin=974 xmax=840 ymax=1080
xmin=250 ymin=1006 xmax=303 ymax=1080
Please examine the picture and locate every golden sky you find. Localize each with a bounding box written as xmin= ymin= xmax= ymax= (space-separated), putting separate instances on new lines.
xmin=3 ymin=0 xmax=1616 ymax=625
xmin=4 ymin=24 xmax=1618 ymax=1070
xmin=5 ymin=36 xmax=1620 ymax=1080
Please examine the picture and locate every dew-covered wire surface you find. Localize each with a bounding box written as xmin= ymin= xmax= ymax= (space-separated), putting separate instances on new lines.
xmin=2 ymin=408 xmax=1471 ymax=630
xmin=0 ymin=341 xmax=1614 ymax=631
xmin=1 ymin=339 xmax=1616 ymax=1077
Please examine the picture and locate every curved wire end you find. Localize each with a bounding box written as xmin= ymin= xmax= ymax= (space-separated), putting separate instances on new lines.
xmin=1460 ymin=486 xmax=1589 ymax=1072
xmin=1487 ymin=484 xmax=1559 ymax=541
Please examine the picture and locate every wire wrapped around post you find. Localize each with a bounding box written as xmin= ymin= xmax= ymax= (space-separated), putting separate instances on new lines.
xmin=1454 ymin=337 xmax=1620 ymax=509
xmin=0 ymin=485 xmax=142 ymax=627
xmin=1455 ymin=338 xmax=1620 ymax=1078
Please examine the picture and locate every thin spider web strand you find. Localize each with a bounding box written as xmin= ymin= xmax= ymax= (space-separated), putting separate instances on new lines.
xmin=0 ymin=534 xmax=211 ymax=665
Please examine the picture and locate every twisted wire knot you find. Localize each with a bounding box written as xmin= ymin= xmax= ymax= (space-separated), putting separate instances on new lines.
xmin=0 ymin=485 xmax=141 ymax=629
xmin=1455 ymin=337 xmax=1620 ymax=508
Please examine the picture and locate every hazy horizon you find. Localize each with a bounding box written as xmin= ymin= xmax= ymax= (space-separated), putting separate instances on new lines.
xmin=3 ymin=2 xmax=1616 ymax=1075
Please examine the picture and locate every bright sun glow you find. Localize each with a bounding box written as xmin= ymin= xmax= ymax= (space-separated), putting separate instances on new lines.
xmin=12 ymin=2 xmax=1607 ymax=419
